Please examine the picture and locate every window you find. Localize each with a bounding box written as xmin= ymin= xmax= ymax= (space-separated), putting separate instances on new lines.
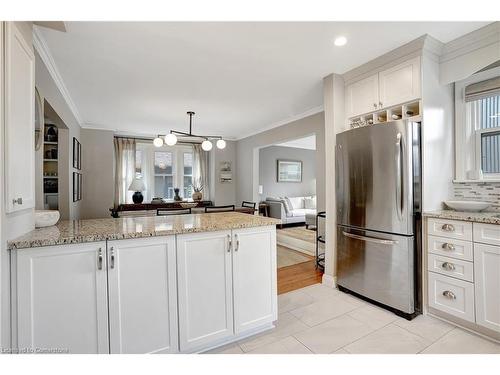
xmin=135 ymin=150 xmax=142 ymax=177
xmin=456 ymin=67 xmax=500 ymax=181
xmin=154 ymin=151 xmax=174 ymax=199
xmin=183 ymin=152 xmax=193 ymax=197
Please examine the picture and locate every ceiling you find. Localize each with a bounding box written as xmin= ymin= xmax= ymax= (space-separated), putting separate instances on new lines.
xmin=37 ymin=22 xmax=489 ymax=139
xmin=275 ymin=135 xmax=316 ymax=150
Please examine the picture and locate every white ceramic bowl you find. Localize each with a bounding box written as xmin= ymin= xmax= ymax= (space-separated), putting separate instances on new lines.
xmin=35 ymin=210 xmax=60 ymax=228
xmin=444 ymin=200 xmax=491 ymax=212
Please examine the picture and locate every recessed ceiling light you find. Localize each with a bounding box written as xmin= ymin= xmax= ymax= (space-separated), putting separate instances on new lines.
xmin=334 ymin=36 xmax=347 ymax=47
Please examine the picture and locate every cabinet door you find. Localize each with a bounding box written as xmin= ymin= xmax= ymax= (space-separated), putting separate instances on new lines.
xmin=378 ymin=57 xmax=421 ymax=108
xmin=474 ymin=243 xmax=500 ymax=333
xmin=4 ymin=22 xmax=35 ymax=212
xmin=16 ymin=242 xmax=109 ymax=353
xmin=176 ymin=230 xmax=234 ymax=352
xmin=345 ymin=74 xmax=379 ymax=117
xmin=232 ymin=226 xmax=277 ymax=334
xmin=107 ymin=237 xmax=178 ymax=354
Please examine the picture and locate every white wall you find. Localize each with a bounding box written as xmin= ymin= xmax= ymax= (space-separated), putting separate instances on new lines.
xmin=209 ymin=140 xmax=237 ymax=206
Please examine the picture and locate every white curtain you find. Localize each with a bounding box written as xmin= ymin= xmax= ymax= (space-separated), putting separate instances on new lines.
xmin=140 ymin=144 xmax=154 ymax=202
xmin=113 ymin=137 xmax=136 ymax=206
xmin=192 ymin=144 xmax=210 ymax=201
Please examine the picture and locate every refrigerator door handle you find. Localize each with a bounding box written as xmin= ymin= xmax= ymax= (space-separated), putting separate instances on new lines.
xmin=342 ymin=231 xmax=399 ymax=246
xmin=395 ymin=133 xmax=403 ymax=221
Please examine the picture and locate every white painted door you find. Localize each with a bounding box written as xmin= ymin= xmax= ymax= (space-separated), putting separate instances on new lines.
xmin=4 ymin=22 xmax=35 ymax=212
xmin=345 ymin=74 xmax=379 ymax=117
xmin=474 ymin=243 xmax=500 ymax=333
xmin=232 ymin=226 xmax=277 ymax=334
xmin=107 ymin=237 xmax=178 ymax=353
xmin=176 ymin=230 xmax=234 ymax=352
xmin=378 ymin=57 xmax=421 ymax=108
xmin=16 ymin=242 xmax=109 ymax=353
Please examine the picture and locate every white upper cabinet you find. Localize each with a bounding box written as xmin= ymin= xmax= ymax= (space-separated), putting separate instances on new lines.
xmin=232 ymin=226 xmax=277 ymax=334
xmin=16 ymin=242 xmax=109 ymax=354
xmin=346 ymin=57 xmax=421 ymax=118
xmin=176 ymin=230 xmax=234 ymax=352
xmin=3 ymin=22 xmax=35 ymax=213
xmin=474 ymin=243 xmax=500 ymax=333
xmin=345 ymin=74 xmax=379 ymax=118
xmin=378 ymin=57 xmax=421 ymax=108
xmin=107 ymin=237 xmax=178 ymax=354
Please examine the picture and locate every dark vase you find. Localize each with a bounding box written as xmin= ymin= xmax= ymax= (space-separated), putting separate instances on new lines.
xmin=174 ymin=188 xmax=182 ymax=201
xmin=132 ymin=191 xmax=144 ymax=204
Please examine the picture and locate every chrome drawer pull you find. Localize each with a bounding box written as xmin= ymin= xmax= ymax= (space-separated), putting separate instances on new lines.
xmin=441 ymin=262 xmax=455 ymax=271
xmin=441 ymin=243 xmax=455 ymax=251
xmin=97 ymin=248 xmax=103 ymax=270
xmin=227 ymin=234 xmax=232 ymax=252
xmin=442 ymin=290 xmax=456 ymax=300
xmin=441 ymin=224 xmax=455 ymax=232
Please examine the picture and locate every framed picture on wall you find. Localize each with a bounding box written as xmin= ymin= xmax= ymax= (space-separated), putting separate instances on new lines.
xmin=73 ymin=172 xmax=82 ymax=202
xmin=73 ymin=137 xmax=81 ymax=170
xmin=277 ymin=159 xmax=302 ymax=182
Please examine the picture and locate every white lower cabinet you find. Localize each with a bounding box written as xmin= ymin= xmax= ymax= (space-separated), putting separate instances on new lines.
xmin=16 ymin=242 xmax=110 ymax=354
xmin=474 ymin=243 xmax=500 ymax=333
xmin=176 ymin=226 xmax=277 ymax=352
xmin=107 ymin=237 xmax=178 ymax=353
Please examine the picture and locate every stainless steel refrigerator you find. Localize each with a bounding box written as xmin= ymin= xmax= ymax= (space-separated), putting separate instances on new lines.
xmin=336 ymin=120 xmax=421 ymax=319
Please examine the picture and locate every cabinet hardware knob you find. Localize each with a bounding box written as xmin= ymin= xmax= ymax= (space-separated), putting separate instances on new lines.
xmin=441 ymin=243 xmax=455 ymax=251
xmin=98 ymin=248 xmax=103 ymax=270
xmin=227 ymin=234 xmax=232 ymax=252
xmin=12 ymin=197 xmax=23 ymax=205
xmin=442 ymin=290 xmax=456 ymax=300
xmin=441 ymin=224 xmax=455 ymax=232
xmin=441 ymin=262 xmax=455 ymax=271
xmin=373 ymin=103 xmax=377 ymax=108
xmin=379 ymin=101 xmax=383 ymax=108
xmin=235 ymin=234 xmax=240 ymax=252
xmin=110 ymin=247 xmax=115 ymax=269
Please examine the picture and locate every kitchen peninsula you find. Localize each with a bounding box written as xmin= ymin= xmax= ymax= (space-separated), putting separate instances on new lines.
xmin=8 ymin=213 xmax=280 ymax=354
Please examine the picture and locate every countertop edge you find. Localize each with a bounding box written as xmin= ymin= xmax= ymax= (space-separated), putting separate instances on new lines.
xmin=422 ymin=211 xmax=500 ymax=225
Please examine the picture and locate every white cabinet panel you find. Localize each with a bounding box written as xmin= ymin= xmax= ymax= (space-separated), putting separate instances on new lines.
xmin=473 ymin=223 xmax=500 ymax=247
xmin=107 ymin=237 xmax=178 ymax=353
xmin=176 ymin=230 xmax=234 ymax=351
xmin=233 ymin=226 xmax=277 ymax=334
xmin=427 ymin=218 xmax=473 ymax=241
xmin=428 ymin=272 xmax=475 ymax=323
xmin=16 ymin=242 xmax=109 ymax=353
xmin=4 ymin=22 xmax=35 ymax=212
xmin=346 ymin=74 xmax=379 ymax=117
xmin=428 ymin=254 xmax=474 ymax=282
xmin=474 ymin=243 xmax=500 ymax=333
xmin=427 ymin=235 xmax=473 ymax=261
xmin=378 ymin=57 xmax=421 ymax=108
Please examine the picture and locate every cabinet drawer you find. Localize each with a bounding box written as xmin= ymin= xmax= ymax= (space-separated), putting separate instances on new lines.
xmin=427 ymin=218 xmax=472 ymax=241
xmin=428 ymin=272 xmax=475 ymax=323
xmin=427 ymin=235 xmax=473 ymax=261
xmin=473 ymin=223 xmax=500 ymax=246
xmin=428 ymin=254 xmax=474 ymax=282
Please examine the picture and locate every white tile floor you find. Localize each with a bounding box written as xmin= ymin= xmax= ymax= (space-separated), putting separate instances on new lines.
xmin=206 ymin=283 xmax=500 ymax=354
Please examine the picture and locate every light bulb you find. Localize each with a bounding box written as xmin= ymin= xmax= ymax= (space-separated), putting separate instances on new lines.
xmin=153 ymin=136 xmax=164 ymax=147
xmin=216 ymin=139 xmax=226 ymax=149
xmin=334 ymin=36 xmax=347 ymax=46
xmin=201 ymin=140 xmax=213 ymax=151
xmin=164 ymin=133 xmax=177 ymax=146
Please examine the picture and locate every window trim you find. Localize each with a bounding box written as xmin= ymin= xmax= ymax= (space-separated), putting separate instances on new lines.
xmin=455 ymin=66 xmax=500 ymax=182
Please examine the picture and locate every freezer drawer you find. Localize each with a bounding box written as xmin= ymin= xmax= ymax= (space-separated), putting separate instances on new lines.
xmin=337 ymin=225 xmax=415 ymax=314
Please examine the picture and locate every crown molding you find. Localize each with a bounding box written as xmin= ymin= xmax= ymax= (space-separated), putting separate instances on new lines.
xmin=32 ymin=27 xmax=83 ymax=125
xmin=236 ymin=105 xmax=324 ymax=141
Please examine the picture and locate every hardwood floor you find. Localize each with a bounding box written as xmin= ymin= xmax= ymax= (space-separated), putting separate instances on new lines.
xmin=277 ymin=259 xmax=323 ymax=295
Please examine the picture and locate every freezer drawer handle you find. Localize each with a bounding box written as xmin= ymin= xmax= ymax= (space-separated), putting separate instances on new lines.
xmin=441 ymin=224 xmax=455 ymax=232
xmin=342 ymin=231 xmax=398 ymax=245
xmin=442 ymin=290 xmax=456 ymax=300
xmin=441 ymin=243 xmax=455 ymax=251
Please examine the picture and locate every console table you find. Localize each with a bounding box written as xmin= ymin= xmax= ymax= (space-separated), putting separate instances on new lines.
xmin=110 ymin=201 xmax=213 ymax=218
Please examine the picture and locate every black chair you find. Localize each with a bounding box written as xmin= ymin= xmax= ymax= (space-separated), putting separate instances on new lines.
xmin=157 ymin=207 xmax=192 ymax=216
xmin=241 ymin=201 xmax=256 ymax=209
xmin=205 ymin=205 xmax=235 ymax=213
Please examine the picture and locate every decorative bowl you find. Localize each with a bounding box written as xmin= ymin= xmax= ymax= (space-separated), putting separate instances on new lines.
xmin=179 ymin=202 xmax=197 ymax=209
xmin=35 ymin=210 xmax=60 ymax=228
xmin=444 ymin=200 xmax=491 ymax=212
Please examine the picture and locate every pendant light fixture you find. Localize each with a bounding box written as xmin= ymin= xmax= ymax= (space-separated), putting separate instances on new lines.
xmin=153 ymin=111 xmax=226 ymax=151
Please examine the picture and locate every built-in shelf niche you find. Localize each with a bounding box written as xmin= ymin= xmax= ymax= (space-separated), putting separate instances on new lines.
xmin=348 ymin=100 xmax=421 ymax=129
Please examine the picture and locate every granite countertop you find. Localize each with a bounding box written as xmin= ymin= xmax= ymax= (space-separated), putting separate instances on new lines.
xmin=423 ymin=210 xmax=500 ymax=225
xmin=8 ymin=212 xmax=281 ymax=250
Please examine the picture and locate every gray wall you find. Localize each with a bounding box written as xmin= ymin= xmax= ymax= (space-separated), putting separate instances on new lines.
xmin=209 ymin=140 xmax=237 ymax=206
xmin=236 ymin=111 xmax=325 ymax=210
xmin=259 ymin=146 xmax=316 ymax=199
xmin=80 ymin=129 xmax=115 ymax=219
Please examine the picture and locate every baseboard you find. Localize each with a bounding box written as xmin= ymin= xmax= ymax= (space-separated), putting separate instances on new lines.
xmin=322 ymin=274 xmax=336 ymax=288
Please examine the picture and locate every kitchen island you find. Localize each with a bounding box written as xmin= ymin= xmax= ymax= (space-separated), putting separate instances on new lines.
xmin=9 ymin=213 xmax=280 ymax=354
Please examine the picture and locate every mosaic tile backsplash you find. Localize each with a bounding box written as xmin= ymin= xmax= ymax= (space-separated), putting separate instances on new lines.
xmin=453 ymin=182 xmax=500 ymax=211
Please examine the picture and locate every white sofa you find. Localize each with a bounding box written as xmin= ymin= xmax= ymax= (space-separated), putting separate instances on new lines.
xmin=266 ymin=196 xmax=317 ymax=227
